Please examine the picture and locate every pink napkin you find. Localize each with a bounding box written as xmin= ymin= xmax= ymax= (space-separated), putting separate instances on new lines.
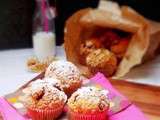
xmin=109 ymin=105 xmax=148 ymax=120
xmin=0 ymin=97 xmax=27 ymax=120
xmin=0 ymin=73 xmax=148 ymax=120
xmin=91 ymin=72 xmax=148 ymax=120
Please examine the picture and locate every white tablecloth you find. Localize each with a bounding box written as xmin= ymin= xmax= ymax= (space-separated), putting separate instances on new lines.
xmin=0 ymin=47 xmax=65 ymax=96
xmin=0 ymin=47 xmax=160 ymax=96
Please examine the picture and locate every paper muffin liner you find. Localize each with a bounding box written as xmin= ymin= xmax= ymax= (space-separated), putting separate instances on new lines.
xmin=27 ymin=106 xmax=63 ymax=120
xmin=68 ymin=109 xmax=108 ymax=120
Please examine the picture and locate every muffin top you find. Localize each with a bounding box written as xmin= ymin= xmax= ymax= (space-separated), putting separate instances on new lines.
xmin=43 ymin=77 xmax=62 ymax=90
xmin=21 ymin=79 xmax=67 ymax=110
xmin=86 ymin=49 xmax=117 ymax=68
xmin=67 ymin=86 xmax=110 ymax=114
xmin=45 ymin=61 xmax=82 ymax=89
xmin=80 ymin=38 xmax=103 ymax=56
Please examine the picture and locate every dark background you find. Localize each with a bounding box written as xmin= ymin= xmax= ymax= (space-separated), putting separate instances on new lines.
xmin=0 ymin=0 xmax=160 ymax=50
xmin=0 ymin=0 xmax=34 ymax=50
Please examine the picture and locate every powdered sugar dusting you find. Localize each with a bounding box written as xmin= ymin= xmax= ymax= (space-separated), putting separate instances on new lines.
xmin=31 ymin=79 xmax=67 ymax=102
xmin=21 ymin=79 xmax=67 ymax=109
xmin=43 ymin=77 xmax=61 ymax=89
xmin=25 ymin=79 xmax=45 ymax=94
xmin=72 ymin=86 xmax=109 ymax=100
xmin=45 ymin=61 xmax=82 ymax=88
xmin=45 ymin=61 xmax=80 ymax=79
xmin=68 ymin=86 xmax=109 ymax=113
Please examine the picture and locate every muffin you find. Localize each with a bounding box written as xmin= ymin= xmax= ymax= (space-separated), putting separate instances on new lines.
xmin=20 ymin=79 xmax=67 ymax=120
xmin=45 ymin=60 xmax=82 ymax=95
xmin=79 ymin=38 xmax=103 ymax=65
xmin=67 ymin=86 xmax=110 ymax=120
xmin=110 ymin=38 xmax=129 ymax=59
xmin=43 ymin=77 xmax=62 ymax=90
xmin=86 ymin=49 xmax=117 ymax=76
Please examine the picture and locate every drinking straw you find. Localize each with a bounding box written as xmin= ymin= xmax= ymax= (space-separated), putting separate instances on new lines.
xmin=41 ymin=0 xmax=49 ymax=32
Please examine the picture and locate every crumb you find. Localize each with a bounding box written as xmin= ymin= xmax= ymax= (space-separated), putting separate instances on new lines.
xmin=27 ymin=56 xmax=58 ymax=73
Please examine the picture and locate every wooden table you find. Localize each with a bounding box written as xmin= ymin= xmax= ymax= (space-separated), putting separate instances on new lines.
xmin=111 ymin=80 xmax=160 ymax=120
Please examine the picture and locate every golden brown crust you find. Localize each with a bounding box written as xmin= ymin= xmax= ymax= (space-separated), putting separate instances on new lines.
xmin=79 ymin=38 xmax=103 ymax=65
xmin=86 ymin=49 xmax=117 ymax=76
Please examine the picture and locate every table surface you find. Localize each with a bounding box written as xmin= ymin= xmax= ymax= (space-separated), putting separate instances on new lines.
xmin=0 ymin=46 xmax=160 ymax=96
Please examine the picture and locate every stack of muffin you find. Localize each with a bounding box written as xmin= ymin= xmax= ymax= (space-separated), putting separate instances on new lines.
xmin=20 ymin=60 xmax=110 ymax=120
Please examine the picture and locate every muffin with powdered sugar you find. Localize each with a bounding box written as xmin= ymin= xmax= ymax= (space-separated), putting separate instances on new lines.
xmin=67 ymin=86 xmax=110 ymax=120
xmin=45 ymin=61 xmax=82 ymax=95
xmin=20 ymin=79 xmax=67 ymax=120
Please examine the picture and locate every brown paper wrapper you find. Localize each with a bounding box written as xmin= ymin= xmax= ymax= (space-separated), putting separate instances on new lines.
xmin=64 ymin=1 xmax=160 ymax=78
xmin=143 ymin=20 xmax=160 ymax=61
